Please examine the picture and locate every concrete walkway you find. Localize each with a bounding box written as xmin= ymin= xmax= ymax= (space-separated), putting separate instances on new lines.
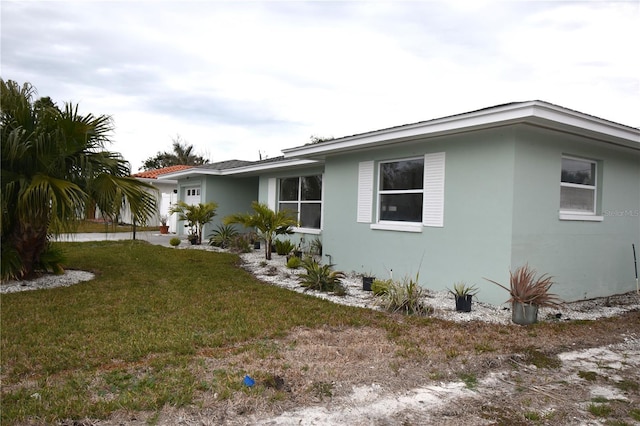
xmin=53 ymin=231 xmax=182 ymax=248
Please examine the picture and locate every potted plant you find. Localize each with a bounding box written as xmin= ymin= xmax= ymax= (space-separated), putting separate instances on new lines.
xmin=187 ymin=230 xmax=198 ymax=245
xmin=485 ymin=264 xmax=564 ymax=325
xmin=159 ymin=215 xmax=170 ymax=234
xmin=447 ymin=282 xmax=478 ymax=312
xmin=361 ymin=271 xmax=375 ymax=292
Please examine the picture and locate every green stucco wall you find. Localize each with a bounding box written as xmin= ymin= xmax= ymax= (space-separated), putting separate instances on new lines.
xmin=176 ymin=175 xmax=258 ymax=237
xmin=321 ymin=128 xmax=518 ymax=305
xmin=511 ymin=126 xmax=640 ymax=302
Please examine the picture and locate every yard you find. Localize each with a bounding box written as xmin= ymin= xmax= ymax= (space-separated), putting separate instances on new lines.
xmin=1 ymin=241 xmax=639 ymax=425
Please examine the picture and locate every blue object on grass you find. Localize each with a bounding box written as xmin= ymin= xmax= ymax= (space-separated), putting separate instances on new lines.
xmin=243 ymin=375 xmax=255 ymax=387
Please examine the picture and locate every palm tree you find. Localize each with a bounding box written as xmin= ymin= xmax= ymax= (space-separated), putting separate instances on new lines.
xmin=1 ymin=79 xmax=157 ymax=280
xmin=169 ymin=201 xmax=218 ymax=245
xmin=224 ymin=202 xmax=298 ymax=260
xmin=140 ymin=135 xmax=209 ymax=171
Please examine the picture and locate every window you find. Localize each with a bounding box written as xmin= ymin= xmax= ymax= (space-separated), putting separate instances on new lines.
xmin=378 ymin=158 xmax=424 ymax=223
xmin=278 ymin=175 xmax=322 ymax=229
xmin=358 ymin=153 xmax=445 ymax=231
xmin=560 ymin=156 xmax=597 ymax=215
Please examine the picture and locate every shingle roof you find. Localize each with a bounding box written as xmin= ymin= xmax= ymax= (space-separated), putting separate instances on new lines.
xmin=197 ymin=159 xmax=255 ymax=170
xmin=132 ymin=165 xmax=194 ymax=179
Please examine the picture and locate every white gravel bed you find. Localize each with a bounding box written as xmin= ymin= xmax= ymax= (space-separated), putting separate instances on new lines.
xmin=236 ymin=249 xmax=640 ymax=324
xmin=0 ymin=270 xmax=95 ymax=294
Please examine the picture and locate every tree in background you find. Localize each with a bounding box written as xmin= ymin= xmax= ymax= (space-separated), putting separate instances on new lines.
xmin=1 ymin=79 xmax=157 ymax=280
xmin=140 ymin=135 xmax=209 ymax=171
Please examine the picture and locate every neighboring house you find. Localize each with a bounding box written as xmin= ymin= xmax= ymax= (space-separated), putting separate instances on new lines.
xmin=128 ymin=165 xmax=194 ymax=232
xmin=159 ymin=101 xmax=640 ymax=305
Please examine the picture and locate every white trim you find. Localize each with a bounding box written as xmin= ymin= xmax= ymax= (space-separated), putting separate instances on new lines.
xmin=559 ymin=213 xmax=604 ymax=222
xmin=357 ymin=161 xmax=374 ymax=223
xmin=423 ymin=152 xmax=445 ymax=227
xmin=267 ymin=178 xmax=276 ymax=210
xmin=277 ymin=175 xmax=323 ymax=230
xmin=370 ymin=223 xmax=423 ymax=233
xmin=157 ymin=158 xmax=321 ymax=179
xmin=292 ymin=227 xmax=322 ymax=235
xmin=560 ymin=155 xmax=597 ymax=215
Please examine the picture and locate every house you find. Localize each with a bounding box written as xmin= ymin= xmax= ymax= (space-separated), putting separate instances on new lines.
xmin=129 ymin=165 xmax=194 ymax=232
xmin=159 ymin=101 xmax=640 ymax=305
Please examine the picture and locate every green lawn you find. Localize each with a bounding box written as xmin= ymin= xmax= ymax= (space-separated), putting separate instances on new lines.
xmin=72 ymin=220 xmax=160 ymax=233
xmin=2 ymin=241 xmax=638 ymax=425
xmin=0 ymin=241 xmax=381 ymax=423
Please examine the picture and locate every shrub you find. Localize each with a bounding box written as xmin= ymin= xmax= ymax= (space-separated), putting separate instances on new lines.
xmin=309 ymin=237 xmax=322 ymax=256
xmin=286 ymin=256 xmax=302 ymax=269
xmin=299 ymin=257 xmax=345 ymax=293
xmin=274 ymin=239 xmax=296 ymax=256
xmin=372 ymin=279 xmax=392 ymax=296
xmin=377 ymin=276 xmax=432 ymax=316
xmin=169 ymin=237 xmax=181 ymax=247
xmin=229 ymin=234 xmax=253 ymax=253
xmin=485 ymin=264 xmax=564 ymax=308
xmin=208 ymin=224 xmax=239 ymax=248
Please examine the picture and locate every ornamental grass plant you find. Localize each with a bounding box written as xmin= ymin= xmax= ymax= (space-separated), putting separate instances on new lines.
xmin=485 ymin=264 xmax=564 ymax=308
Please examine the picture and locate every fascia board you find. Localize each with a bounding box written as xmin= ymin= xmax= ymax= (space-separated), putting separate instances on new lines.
xmin=282 ymin=101 xmax=640 ymax=158
xmin=527 ymin=103 xmax=640 ymax=149
xmin=221 ymin=159 xmax=321 ymax=175
xmin=156 ymin=159 xmax=321 ymax=180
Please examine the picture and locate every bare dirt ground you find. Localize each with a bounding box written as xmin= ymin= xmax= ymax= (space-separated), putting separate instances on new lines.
xmin=99 ymin=314 xmax=640 ymax=426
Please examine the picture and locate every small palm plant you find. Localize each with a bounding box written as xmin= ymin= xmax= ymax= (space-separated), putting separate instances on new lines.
xmin=170 ymin=201 xmax=218 ymax=245
xmin=224 ymin=202 xmax=298 ymax=260
xmin=299 ymin=257 xmax=345 ymax=293
xmin=208 ymin=224 xmax=239 ymax=249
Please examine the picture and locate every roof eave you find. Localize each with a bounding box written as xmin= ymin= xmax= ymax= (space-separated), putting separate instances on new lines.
xmin=281 ymin=101 xmax=640 ymax=158
xmin=157 ymin=158 xmax=322 ymax=180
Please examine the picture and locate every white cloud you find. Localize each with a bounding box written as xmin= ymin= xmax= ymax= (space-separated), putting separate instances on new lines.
xmin=2 ymin=1 xmax=638 ymax=171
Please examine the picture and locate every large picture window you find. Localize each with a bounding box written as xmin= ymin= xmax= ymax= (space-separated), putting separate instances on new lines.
xmin=560 ymin=156 xmax=597 ymax=214
xmin=279 ymin=175 xmax=322 ymax=229
xmin=378 ymin=158 xmax=424 ymax=222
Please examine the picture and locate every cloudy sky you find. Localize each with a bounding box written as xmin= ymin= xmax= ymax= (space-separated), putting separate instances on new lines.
xmin=2 ymin=1 xmax=638 ymax=171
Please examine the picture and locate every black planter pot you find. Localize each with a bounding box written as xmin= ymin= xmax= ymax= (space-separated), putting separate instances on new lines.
xmin=362 ymin=276 xmax=374 ymax=292
xmin=253 ymin=241 xmax=261 ymax=250
xmin=455 ymin=295 xmax=473 ymax=312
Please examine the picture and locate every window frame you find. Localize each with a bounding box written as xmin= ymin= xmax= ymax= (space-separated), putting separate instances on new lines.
xmin=278 ymin=174 xmax=323 ymax=233
xmin=559 ymin=155 xmax=603 ymax=221
xmin=376 ymin=156 xmax=425 ymax=226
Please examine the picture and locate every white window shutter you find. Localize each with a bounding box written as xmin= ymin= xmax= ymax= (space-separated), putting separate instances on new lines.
xmin=357 ymin=161 xmax=374 ymax=223
xmin=423 ymin=152 xmax=445 ymax=227
xmin=267 ymin=178 xmax=276 ymax=210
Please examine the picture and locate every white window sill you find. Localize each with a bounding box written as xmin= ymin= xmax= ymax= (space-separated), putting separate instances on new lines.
xmin=370 ymin=223 xmax=423 ymax=233
xmin=292 ymin=227 xmax=322 ymax=235
xmin=559 ymin=213 xmax=603 ymax=222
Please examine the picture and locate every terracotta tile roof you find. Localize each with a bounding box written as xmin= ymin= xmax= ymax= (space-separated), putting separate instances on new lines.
xmin=132 ymin=165 xmax=194 ymax=179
